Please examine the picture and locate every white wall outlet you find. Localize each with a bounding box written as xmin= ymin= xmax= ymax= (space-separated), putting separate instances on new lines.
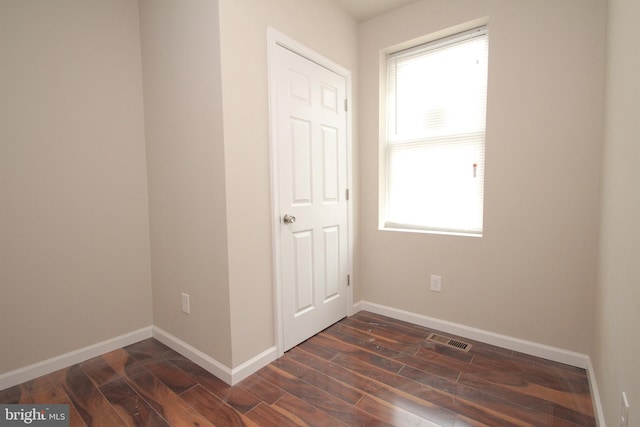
xmin=181 ymin=293 xmax=190 ymax=314
xmin=621 ymin=392 xmax=630 ymax=427
xmin=430 ymin=275 xmax=442 ymax=292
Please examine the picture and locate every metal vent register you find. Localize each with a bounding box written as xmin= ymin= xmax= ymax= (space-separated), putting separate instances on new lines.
xmin=426 ymin=333 xmax=472 ymax=352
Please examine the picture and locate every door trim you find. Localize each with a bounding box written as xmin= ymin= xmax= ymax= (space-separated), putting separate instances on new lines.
xmin=267 ymin=27 xmax=353 ymax=357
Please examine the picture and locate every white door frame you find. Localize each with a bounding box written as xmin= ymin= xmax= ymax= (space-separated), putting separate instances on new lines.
xmin=267 ymin=27 xmax=354 ymax=357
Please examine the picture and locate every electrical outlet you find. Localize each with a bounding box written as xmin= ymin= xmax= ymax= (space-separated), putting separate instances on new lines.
xmin=430 ymin=275 xmax=442 ymax=292
xmin=181 ymin=293 xmax=190 ymax=314
xmin=621 ymin=392 xmax=629 ymax=427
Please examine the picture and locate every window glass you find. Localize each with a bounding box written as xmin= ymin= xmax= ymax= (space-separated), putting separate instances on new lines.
xmin=385 ymin=26 xmax=488 ymax=235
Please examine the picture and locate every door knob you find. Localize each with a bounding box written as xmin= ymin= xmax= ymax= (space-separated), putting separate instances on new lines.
xmin=283 ymin=214 xmax=296 ymax=224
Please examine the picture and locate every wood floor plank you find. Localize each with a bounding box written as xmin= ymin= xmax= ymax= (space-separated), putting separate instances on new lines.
xmin=22 ymin=374 xmax=56 ymax=396
xmin=329 ymin=344 xmax=538 ymax=427
xmin=335 ymin=321 xmax=422 ymax=355
xmin=445 ymin=379 xmax=556 ymax=426
xmin=453 ymin=414 xmax=494 ymax=427
xmin=100 ymin=377 xmax=170 ymax=427
xmin=245 ymin=402 xmax=305 ymax=427
xmin=295 ymin=333 xmax=343 ymax=360
xmin=180 ymin=384 xmax=259 ymax=427
xmin=122 ymin=367 xmax=214 ymax=427
xmin=142 ymin=359 xmax=197 ymax=395
xmin=462 ymin=355 xmax=594 ymax=413
xmin=398 ymin=362 xmax=563 ymax=426
xmin=25 ymin=379 xmax=87 ymax=427
xmin=512 ymin=349 xmax=589 ymax=378
xmin=237 ymin=373 xmax=287 ymax=405
xmin=124 ymin=339 xmax=182 ymax=364
xmin=66 ymin=404 xmax=90 ymax=427
xmin=320 ymin=333 xmax=406 ymax=374
xmin=324 ymin=323 xmax=419 ymax=358
xmin=458 ymin=372 xmax=596 ymax=426
xmin=29 ymin=382 xmax=69 ymax=405
xmin=256 ymin=364 xmax=393 ymax=426
xmin=394 ymin=352 xmax=463 ymax=382
xmin=290 ymin=340 xmax=577 ymax=426
xmin=271 ymin=392 xmax=349 ymax=427
xmin=168 ymin=357 xmax=262 ymax=414
xmin=396 ymin=364 xmax=462 ymax=396
xmin=331 ymin=351 xmax=413 ymax=389
xmin=355 ymin=394 xmax=444 ymax=427
xmin=412 ymin=346 xmax=475 ymax=372
xmin=286 ymin=346 xmax=383 ymax=395
xmin=339 ymin=316 xmax=426 ymax=346
xmin=272 ymin=354 xmax=364 ymax=405
xmin=0 ymin=384 xmax=34 ymax=404
xmin=371 ymin=381 xmax=459 ymax=427
xmin=54 ymin=365 xmax=126 ymax=427
xmin=80 ymin=355 xmax=121 ymax=388
xmin=101 ymin=348 xmax=146 ymax=379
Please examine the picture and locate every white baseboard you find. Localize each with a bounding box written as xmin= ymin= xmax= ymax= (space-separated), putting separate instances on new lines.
xmin=353 ymin=300 xmax=589 ymax=368
xmin=230 ymin=346 xmax=278 ymax=385
xmin=0 ymin=326 xmax=153 ymax=391
xmin=0 ymin=325 xmax=278 ymax=392
xmin=586 ymin=357 xmax=606 ymax=427
xmin=152 ymin=326 xmax=232 ymax=384
xmin=152 ymin=327 xmax=277 ymax=385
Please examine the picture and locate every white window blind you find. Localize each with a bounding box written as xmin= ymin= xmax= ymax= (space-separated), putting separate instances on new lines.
xmin=385 ymin=26 xmax=488 ymax=235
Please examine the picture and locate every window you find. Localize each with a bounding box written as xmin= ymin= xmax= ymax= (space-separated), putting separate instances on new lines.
xmin=384 ymin=26 xmax=488 ymax=235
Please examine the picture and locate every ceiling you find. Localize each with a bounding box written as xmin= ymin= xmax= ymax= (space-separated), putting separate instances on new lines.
xmin=330 ymin=0 xmax=419 ymax=22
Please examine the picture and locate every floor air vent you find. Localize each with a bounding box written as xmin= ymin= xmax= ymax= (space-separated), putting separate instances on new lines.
xmin=426 ymin=333 xmax=472 ymax=352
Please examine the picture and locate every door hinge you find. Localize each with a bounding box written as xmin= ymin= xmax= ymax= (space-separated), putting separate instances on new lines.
xmin=344 ymin=99 xmax=348 ymax=112
xmin=346 ymin=188 xmax=350 ymax=201
xmin=347 ymin=275 xmax=351 ymax=286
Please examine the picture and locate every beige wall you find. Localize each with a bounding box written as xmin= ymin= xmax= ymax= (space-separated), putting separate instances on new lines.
xmin=217 ymin=0 xmax=358 ymax=366
xmin=139 ymin=0 xmax=232 ymax=366
xmin=358 ymin=0 xmax=606 ymax=353
xmin=592 ymin=0 xmax=640 ymax=424
xmin=0 ymin=0 xmax=152 ymax=372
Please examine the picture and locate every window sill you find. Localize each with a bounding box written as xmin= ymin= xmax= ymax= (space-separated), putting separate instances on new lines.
xmin=380 ymin=224 xmax=482 ymax=238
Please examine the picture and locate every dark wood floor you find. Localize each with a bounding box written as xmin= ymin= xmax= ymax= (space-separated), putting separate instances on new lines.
xmin=0 ymin=311 xmax=595 ymax=426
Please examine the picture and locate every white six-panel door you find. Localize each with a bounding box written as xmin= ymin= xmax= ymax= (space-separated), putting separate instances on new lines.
xmin=272 ymin=43 xmax=349 ymax=352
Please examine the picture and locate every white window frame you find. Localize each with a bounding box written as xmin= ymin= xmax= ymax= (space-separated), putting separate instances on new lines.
xmin=381 ymin=25 xmax=489 ymax=237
